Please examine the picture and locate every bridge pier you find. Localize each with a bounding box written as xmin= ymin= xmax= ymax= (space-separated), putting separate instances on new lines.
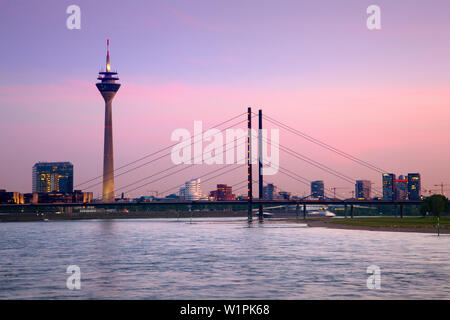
xmin=303 ymin=204 xmax=306 ymax=220
xmin=400 ymin=204 xmax=404 ymax=219
xmin=344 ymin=204 xmax=347 ymax=218
xmin=351 ymin=204 xmax=354 ymax=218
xmin=296 ymin=203 xmax=299 ymax=220
xmin=258 ymin=109 xmax=264 ymax=223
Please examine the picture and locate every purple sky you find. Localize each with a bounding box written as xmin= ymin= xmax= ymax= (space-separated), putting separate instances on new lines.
xmin=1 ymin=0 xmax=450 ymax=198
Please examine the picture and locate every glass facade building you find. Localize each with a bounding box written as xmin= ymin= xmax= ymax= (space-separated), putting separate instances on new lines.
xmin=355 ymin=180 xmax=371 ymax=200
xmin=263 ymin=183 xmax=277 ymax=200
xmin=311 ymin=180 xmax=325 ymax=200
xmin=180 ymin=178 xmax=202 ymax=200
xmin=32 ymin=162 xmax=74 ymax=193
xmin=382 ymin=173 xmax=396 ymax=200
xmin=407 ymin=173 xmax=421 ymax=200
xmin=395 ymin=175 xmax=408 ymax=200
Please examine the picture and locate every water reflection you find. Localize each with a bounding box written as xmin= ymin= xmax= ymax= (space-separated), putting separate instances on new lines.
xmin=0 ymin=218 xmax=448 ymax=299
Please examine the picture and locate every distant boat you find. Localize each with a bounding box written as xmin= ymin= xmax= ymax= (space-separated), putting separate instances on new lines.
xmin=254 ymin=205 xmax=336 ymax=218
xmin=43 ymin=218 xmax=50 ymax=222
xmin=306 ymin=210 xmax=336 ymax=217
xmin=253 ymin=212 xmax=275 ymax=218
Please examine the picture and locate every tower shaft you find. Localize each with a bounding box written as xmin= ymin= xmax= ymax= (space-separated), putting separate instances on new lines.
xmin=102 ymin=92 xmax=116 ymax=202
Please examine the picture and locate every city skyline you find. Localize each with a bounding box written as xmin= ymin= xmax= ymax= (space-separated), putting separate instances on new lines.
xmin=1 ymin=1 xmax=450 ymax=198
xmin=0 ymin=2 xmax=449 ymax=304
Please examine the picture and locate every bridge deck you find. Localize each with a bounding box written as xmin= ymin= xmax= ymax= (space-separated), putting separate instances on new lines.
xmin=0 ymin=200 xmax=426 ymax=208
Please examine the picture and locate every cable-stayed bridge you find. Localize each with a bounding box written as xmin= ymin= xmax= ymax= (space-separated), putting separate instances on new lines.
xmin=0 ymin=108 xmax=430 ymax=222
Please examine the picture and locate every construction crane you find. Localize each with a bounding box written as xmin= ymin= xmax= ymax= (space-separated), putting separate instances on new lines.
xmin=329 ymin=187 xmax=346 ymax=199
xmin=423 ymin=189 xmax=439 ymax=195
xmin=434 ymin=183 xmax=450 ymax=196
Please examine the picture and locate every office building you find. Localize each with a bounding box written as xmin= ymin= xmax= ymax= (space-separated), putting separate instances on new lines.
xmin=278 ymin=191 xmax=291 ymax=200
xmin=355 ymin=180 xmax=371 ymax=200
xmin=210 ymin=184 xmax=235 ymax=201
xmin=180 ymin=178 xmax=202 ymax=200
xmin=382 ymin=173 xmax=396 ymax=200
xmin=395 ymin=175 xmax=408 ymax=200
xmin=32 ymin=162 xmax=74 ymax=193
xmin=311 ymin=180 xmax=325 ymax=200
xmin=407 ymin=173 xmax=421 ymax=200
xmin=263 ymin=183 xmax=277 ymax=200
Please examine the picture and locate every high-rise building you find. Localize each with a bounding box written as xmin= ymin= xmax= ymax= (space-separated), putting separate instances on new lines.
xmin=382 ymin=173 xmax=396 ymax=200
xmin=355 ymin=180 xmax=371 ymax=200
xmin=311 ymin=180 xmax=325 ymax=200
xmin=263 ymin=183 xmax=278 ymax=200
xmin=395 ymin=175 xmax=408 ymax=200
xmin=179 ymin=186 xmax=185 ymax=199
xmin=32 ymin=162 xmax=73 ymax=193
xmin=278 ymin=191 xmax=291 ymax=200
xmin=180 ymin=178 xmax=202 ymax=200
xmin=0 ymin=189 xmax=24 ymax=204
xmin=96 ymin=39 xmax=121 ymax=202
xmin=407 ymin=173 xmax=421 ymax=200
xmin=210 ymin=184 xmax=235 ymax=201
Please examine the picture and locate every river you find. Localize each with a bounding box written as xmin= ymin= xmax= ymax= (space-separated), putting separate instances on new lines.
xmin=0 ymin=218 xmax=448 ymax=299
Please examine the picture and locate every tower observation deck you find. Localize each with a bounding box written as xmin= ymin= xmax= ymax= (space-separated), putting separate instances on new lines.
xmin=96 ymin=39 xmax=120 ymax=202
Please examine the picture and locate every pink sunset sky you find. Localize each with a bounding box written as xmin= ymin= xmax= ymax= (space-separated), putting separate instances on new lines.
xmin=1 ymin=0 xmax=450 ymax=198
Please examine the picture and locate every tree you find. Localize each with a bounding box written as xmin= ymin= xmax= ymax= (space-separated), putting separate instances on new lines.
xmin=421 ymin=194 xmax=449 ymax=236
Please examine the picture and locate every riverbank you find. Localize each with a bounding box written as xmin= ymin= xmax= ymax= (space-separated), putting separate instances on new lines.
xmin=2 ymin=212 xmax=449 ymax=234
xmin=305 ymin=217 xmax=450 ymax=234
xmin=0 ymin=211 xmax=248 ymax=222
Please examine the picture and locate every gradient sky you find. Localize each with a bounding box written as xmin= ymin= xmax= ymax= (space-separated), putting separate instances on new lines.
xmin=1 ymin=0 xmax=450 ymax=198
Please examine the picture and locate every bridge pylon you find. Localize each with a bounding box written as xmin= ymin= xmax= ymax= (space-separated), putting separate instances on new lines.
xmin=247 ymin=107 xmax=253 ymax=222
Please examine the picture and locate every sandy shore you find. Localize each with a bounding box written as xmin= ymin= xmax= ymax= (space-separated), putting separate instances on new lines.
xmin=305 ymin=219 xmax=450 ymax=234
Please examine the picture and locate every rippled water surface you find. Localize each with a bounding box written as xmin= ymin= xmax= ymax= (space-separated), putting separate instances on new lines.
xmin=0 ymin=218 xmax=448 ymax=299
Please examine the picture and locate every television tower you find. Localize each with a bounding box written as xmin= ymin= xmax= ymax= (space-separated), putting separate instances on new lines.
xmin=96 ymin=39 xmax=120 ymax=202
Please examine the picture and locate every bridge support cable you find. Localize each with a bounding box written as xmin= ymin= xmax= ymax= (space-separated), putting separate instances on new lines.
xmin=99 ymin=113 xmax=258 ymax=199
xmin=277 ymin=166 xmax=341 ymax=200
xmin=86 ymin=115 xmax=253 ymax=193
xmin=160 ymin=141 xmax=253 ymax=197
xmin=160 ymin=164 xmax=245 ymax=197
xmin=262 ymin=136 xmax=355 ymax=188
xmin=109 ymin=130 xmax=254 ymax=199
xmin=232 ymin=179 xmax=258 ymax=195
xmin=75 ymin=111 xmax=247 ymax=189
xmin=262 ymin=136 xmax=383 ymax=198
xmin=262 ymin=114 xmax=388 ymax=174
